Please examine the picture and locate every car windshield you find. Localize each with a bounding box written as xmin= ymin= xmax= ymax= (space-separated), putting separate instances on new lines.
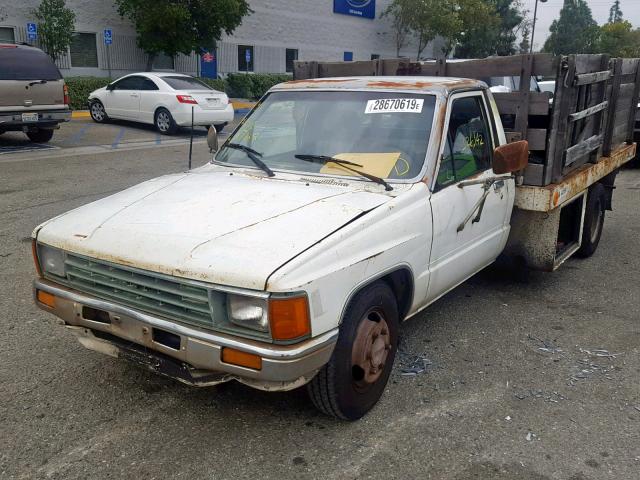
xmin=215 ymin=90 xmax=437 ymax=181
xmin=162 ymin=76 xmax=213 ymax=90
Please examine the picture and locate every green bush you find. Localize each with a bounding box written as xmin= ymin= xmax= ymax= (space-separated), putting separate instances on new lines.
xmin=199 ymin=77 xmax=226 ymax=92
xmin=65 ymin=76 xmax=111 ymax=110
xmin=225 ymin=73 xmax=292 ymax=99
xmin=250 ymin=74 xmax=291 ymax=99
xmin=63 ymin=73 xmax=293 ymax=110
xmin=225 ymin=73 xmax=255 ymax=99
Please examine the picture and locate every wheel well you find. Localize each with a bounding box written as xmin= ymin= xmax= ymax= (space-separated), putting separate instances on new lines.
xmin=345 ymin=268 xmax=414 ymax=322
xmin=154 ymin=106 xmax=169 ymax=120
xmin=381 ymin=269 xmax=414 ymax=320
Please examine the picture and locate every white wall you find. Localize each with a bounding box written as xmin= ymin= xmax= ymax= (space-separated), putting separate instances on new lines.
xmin=1 ymin=0 xmax=434 ymax=77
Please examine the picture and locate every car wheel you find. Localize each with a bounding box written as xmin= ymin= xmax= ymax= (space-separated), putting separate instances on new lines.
xmin=307 ymin=281 xmax=399 ymax=420
xmin=576 ymin=183 xmax=606 ymax=258
xmin=214 ymin=123 xmax=226 ymax=133
xmin=89 ymin=100 xmax=109 ymax=123
xmin=26 ymin=129 xmax=54 ymax=143
xmin=155 ymin=108 xmax=177 ymax=135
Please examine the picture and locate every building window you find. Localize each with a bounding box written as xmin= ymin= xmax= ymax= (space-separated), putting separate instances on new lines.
xmin=285 ymin=48 xmax=298 ymax=73
xmin=371 ymin=54 xmax=380 ymax=60
xmin=70 ymin=33 xmax=98 ymax=67
xmin=0 ymin=27 xmax=15 ymax=43
xmin=238 ymin=45 xmax=254 ymax=72
xmin=343 ymin=51 xmax=353 ymax=62
xmin=153 ymin=53 xmax=174 ymax=70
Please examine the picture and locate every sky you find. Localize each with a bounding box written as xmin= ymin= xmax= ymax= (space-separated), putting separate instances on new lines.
xmin=523 ymin=0 xmax=640 ymax=50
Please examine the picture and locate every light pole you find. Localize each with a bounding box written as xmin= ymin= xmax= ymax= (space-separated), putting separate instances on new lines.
xmin=530 ymin=0 xmax=548 ymax=54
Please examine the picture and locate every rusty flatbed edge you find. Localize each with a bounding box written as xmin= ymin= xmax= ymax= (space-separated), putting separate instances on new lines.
xmin=274 ymin=76 xmax=486 ymax=95
xmin=514 ymin=143 xmax=636 ymax=212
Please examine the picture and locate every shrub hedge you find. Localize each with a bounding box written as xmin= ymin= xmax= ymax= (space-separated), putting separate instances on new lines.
xmin=64 ymin=73 xmax=292 ymax=110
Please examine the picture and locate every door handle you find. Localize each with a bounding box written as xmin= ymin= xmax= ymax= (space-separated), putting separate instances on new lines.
xmin=130 ymin=93 xmax=139 ymax=97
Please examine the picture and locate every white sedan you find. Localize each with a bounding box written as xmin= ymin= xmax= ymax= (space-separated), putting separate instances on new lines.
xmin=88 ymin=72 xmax=234 ymax=134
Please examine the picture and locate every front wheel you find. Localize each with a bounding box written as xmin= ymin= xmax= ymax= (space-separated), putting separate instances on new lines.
xmin=307 ymin=281 xmax=399 ymax=420
xmin=26 ymin=129 xmax=54 ymax=143
xmin=576 ymin=183 xmax=606 ymax=258
xmin=89 ymin=100 xmax=109 ymax=123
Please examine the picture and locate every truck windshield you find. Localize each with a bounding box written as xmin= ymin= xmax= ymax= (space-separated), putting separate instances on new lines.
xmin=215 ymin=90 xmax=437 ymax=180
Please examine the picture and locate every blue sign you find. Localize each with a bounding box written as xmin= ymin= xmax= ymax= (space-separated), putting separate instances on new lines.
xmin=26 ymin=23 xmax=37 ymax=40
xmin=200 ymin=51 xmax=217 ymax=79
xmin=245 ymin=49 xmax=251 ymax=64
xmin=334 ymin=0 xmax=375 ymax=19
xmin=103 ymin=29 xmax=112 ymax=45
xmin=344 ymin=51 xmax=353 ymax=62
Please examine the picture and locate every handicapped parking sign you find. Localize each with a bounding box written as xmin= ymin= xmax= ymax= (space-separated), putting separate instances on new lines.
xmin=103 ymin=29 xmax=113 ymax=45
xmin=27 ymin=23 xmax=37 ymax=41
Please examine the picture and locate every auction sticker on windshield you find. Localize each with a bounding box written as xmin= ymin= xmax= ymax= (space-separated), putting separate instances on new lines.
xmin=365 ymin=98 xmax=424 ymax=114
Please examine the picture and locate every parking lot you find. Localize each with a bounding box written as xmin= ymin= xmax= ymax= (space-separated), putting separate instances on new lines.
xmin=1 ymin=116 xmax=639 ymax=479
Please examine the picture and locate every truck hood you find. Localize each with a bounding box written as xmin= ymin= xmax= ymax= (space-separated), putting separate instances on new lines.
xmin=36 ymin=169 xmax=391 ymax=290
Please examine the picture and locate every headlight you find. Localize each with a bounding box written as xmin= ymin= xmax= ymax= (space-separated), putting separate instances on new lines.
xmin=226 ymin=293 xmax=312 ymax=341
xmin=37 ymin=244 xmax=66 ymax=277
xmin=227 ymin=294 xmax=269 ymax=332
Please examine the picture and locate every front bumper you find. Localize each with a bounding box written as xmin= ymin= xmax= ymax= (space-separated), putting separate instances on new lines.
xmin=0 ymin=109 xmax=72 ymax=128
xmin=34 ymin=279 xmax=337 ymax=391
xmin=173 ymin=103 xmax=235 ymax=127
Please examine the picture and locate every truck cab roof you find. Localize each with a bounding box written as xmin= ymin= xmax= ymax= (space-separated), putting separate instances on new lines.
xmin=274 ymin=76 xmax=487 ymax=96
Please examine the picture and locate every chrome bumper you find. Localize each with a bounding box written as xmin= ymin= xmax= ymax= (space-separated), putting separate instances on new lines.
xmin=34 ymin=279 xmax=337 ymax=391
xmin=0 ymin=110 xmax=72 ymax=126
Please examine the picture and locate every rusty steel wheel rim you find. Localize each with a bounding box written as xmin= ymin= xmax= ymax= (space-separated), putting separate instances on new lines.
xmin=351 ymin=308 xmax=392 ymax=389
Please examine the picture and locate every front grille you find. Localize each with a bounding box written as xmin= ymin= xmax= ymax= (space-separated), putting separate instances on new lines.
xmin=63 ymin=254 xmax=213 ymax=328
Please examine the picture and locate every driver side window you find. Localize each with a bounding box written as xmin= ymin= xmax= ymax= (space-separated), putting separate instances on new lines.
xmin=436 ymin=95 xmax=493 ymax=191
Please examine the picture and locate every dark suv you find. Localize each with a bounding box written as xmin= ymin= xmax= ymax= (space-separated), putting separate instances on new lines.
xmin=0 ymin=44 xmax=71 ymax=142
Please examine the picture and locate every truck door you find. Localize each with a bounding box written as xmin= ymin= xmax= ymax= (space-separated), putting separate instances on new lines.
xmin=425 ymin=91 xmax=512 ymax=303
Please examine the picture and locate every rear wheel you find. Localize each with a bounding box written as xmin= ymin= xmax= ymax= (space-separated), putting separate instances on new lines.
xmin=155 ymin=108 xmax=177 ymax=135
xmin=307 ymin=281 xmax=399 ymax=420
xmin=576 ymin=183 xmax=606 ymax=258
xmin=89 ymin=100 xmax=109 ymax=123
xmin=26 ymin=129 xmax=54 ymax=143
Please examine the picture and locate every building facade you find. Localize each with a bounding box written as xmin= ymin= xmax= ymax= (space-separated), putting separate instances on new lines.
xmin=0 ymin=0 xmax=435 ymax=78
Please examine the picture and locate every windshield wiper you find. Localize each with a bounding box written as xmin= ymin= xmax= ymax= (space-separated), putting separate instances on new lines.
xmin=294 ymin=154 xmax=393 ymax=191
xmin=226 ymin=143 xmax=275 ymax=177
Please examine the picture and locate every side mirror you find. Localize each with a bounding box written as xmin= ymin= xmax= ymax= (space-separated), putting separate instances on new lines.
xmin=492 ymin=140 xmax=529 ymax=175
xmin=207 ymin=126 xmax=219 ymax=153
xmin=106 ymin=83 xmax=114 ymax=91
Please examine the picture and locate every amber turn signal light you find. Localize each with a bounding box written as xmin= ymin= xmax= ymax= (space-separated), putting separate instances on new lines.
xmin=269 ymin=296 xmax=311 ymax=341
xmin=37 ymin=290 xmax=56 ymax=308
xmin=221 ymin=347 xmax=262 ymax=370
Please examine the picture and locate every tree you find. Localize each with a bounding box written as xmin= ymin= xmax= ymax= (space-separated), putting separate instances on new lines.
xmin=596 ymin=21 xmax=640 ymax=57
xmin=32 ymin=0 xmax=75 ymax=62
xmin=115 ymin=0 xmax=251 ymax=70
xmin=519 ymin=22 xmax=531 ymax=54
xmin=608 ymin=0 xmax=623 ymax=23
xmin=380 ymin=0 xmax=412 ymax=57
xmin=455 ymin=0 xmax=524 ymax=58
xmin=411 ymin=0 xmax=461 ymax=60
xmin=543 ymin=0 xmax=599 ymax=55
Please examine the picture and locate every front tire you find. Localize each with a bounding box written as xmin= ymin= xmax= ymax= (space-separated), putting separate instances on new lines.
xmin=308 ymin=281 xmax=399 ymax=420
xmin=89 ymin=100 xmax=109 ymax=123
xmin=576 ymin=183 xmax=606 ymax=258
xmin=155 ymin=108 xmax=177 ymax=135
xmin=26 ymin=129 xmax=54 ymax=143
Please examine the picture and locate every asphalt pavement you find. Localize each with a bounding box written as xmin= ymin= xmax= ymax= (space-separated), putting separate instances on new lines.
xmin=1 ymin=119 xmax=639 ymax=479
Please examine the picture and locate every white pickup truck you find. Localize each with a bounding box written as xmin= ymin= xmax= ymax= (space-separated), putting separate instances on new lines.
xmin=33 ymin=68 xmax=636 ymax=420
